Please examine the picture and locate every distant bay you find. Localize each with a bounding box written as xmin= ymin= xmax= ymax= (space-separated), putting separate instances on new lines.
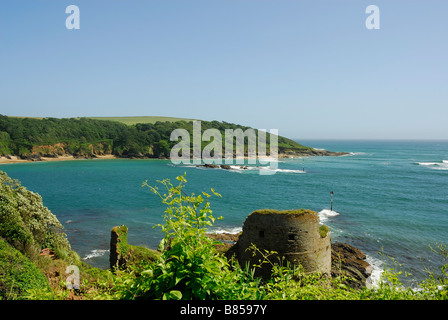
xmin=1 ymin=140 xmax=447 ymax=287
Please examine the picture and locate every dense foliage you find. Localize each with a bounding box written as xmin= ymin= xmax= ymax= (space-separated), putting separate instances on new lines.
xmin=0 ymin=115 xmax=310 ymax=158
xmin=0 ymin=170 xmax=116 ymax=300
xmin=1 ymin=170 xmax=447 ymax=300
xmin=0 ymin=237 xmax=52 ymax=299
xmin=109 ymin=174 xmax=448 ymax=300
xmin=0 ymin=171 xmax=71 ymax=258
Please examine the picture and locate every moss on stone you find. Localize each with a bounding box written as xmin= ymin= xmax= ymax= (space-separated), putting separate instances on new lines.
xmin=319 ymin=225 xmax=330 ymax=238
xmin=110 ymin=225 xmax=161 ymax=271
xmin=111 ymin=225 xmax=130 ymax=256
xmin=251 ymin=208 xmax=317 ymax=216
xmin=128 ymin=245 xmax=161 ymax=267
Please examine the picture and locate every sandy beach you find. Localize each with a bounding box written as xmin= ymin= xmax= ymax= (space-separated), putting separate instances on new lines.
xmin=0 ymin=154 xmax=117 ymax=165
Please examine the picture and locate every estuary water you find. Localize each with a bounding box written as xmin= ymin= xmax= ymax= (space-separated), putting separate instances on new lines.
xmin=1 ymin=140 xmax=447 ymax=286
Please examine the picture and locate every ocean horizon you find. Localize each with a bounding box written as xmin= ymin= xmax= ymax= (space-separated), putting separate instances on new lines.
xmin=1 ymin=139 xmax=447 ymax=287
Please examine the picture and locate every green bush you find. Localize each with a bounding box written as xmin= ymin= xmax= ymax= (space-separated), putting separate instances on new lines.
xmin=113 ymin=174 xmax=448 ymax=301
xmin=0 ymin=237 xmax=52 ymax=300
xmin=0 ymin=171 xmax=71 ymax=257
xmin=116 ymin=174 xmax=346 ymax=300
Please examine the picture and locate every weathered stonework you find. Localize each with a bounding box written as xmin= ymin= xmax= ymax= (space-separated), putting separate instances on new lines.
xmin=235 ymin=209 xmax=331 ymax=278
xmin=110 ymin=225 xmax=130 ymax=271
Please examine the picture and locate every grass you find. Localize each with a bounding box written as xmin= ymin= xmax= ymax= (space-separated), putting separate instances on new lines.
xmin=88 ymin=116 xmax=198 ymax=126
xmin=0 ymin=238 xmax=52 ymax=299
xmin=251 ymin=209 xmax=318 ymax=216
xmin=5 ymin=115 xmax=196 ymax=125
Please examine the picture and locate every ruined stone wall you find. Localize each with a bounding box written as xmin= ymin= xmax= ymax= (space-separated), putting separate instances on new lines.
xmin=236 ymin=209 xmax=331 ymax=278
xmin=110 ymin=225 xmax=130 ymax=271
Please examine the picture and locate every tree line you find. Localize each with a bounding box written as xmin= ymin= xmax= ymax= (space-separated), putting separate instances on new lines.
xmin=0 ymin=115 xmax=309 ymax=159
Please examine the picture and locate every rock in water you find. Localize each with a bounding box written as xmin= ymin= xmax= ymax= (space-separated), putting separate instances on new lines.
xmin=331 ymin=242 xmax=373 ymax=289
xmin=197 ymin=163 xmax=219 ymax=169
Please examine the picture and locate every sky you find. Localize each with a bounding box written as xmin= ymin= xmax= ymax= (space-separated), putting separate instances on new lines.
xmin=0 ymin=0 xmax=447 ymax=140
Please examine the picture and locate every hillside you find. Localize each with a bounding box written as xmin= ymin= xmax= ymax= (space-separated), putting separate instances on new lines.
xmin=0 ymin=115 xmax=345 ymax=160
xmin=88 ymin=116 xmax=198 ymax=126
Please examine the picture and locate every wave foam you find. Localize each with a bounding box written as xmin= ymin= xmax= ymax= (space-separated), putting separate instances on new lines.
xmin=365 ymin=255 xmax=384 ymax=288
xmin=318 ymin=209 xmax=340 ymax=223
xmin=83 ymin=249 xmax=109 ymax=260
xmin=262 ymin=168 xmax=306 ymax=174
xmin=345 ymin=152 xmax=368 ymax=157
xmin=228 ymin=166 xmax=305 ymax=174
xmin=417 ymin=160 xmax=448 ymax=170
xmin=169 ymin=162 xmax=306 ymax=174
xmin=211 ymin=227 xmax=242 ymax=235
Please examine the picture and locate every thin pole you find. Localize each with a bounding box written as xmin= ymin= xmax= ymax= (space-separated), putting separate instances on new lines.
xmin=330 ymin=191 xmax=334 ymax=211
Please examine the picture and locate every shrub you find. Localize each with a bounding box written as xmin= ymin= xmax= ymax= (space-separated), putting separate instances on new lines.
xmin=113 ymin=174 xmax=448 ymax=301
xmin=0 ymin=171 xmax=70 ymax=257
xmin=0 ymin=237 xmax=52 ymax=300
xmin=117 ymin=174 xmax=349 ymax=300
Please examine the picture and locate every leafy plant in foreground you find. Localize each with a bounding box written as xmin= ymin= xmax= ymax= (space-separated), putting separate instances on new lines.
xmin=115 ymin=174 xmax=448 ymax=300
xmin=120 ymin=174 xmax=228 ymax=299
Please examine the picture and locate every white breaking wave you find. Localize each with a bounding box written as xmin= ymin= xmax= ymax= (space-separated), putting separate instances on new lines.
xmin=346 ymin=152 xmax=367 ymax=156
xmin=83 ymin=249 xmax=109 ymax=260
xmin=169 ymin=162 xmax=305 ymax=174
xmin=365 ymin=255 xmax=384 ymax=289
xmin=211 ymin=227 xmax=242 ymax=235
xmin=228 ymin=165 xmax=305 ymax=174
xmin=167 ymin=163 xmax=196 ymax=168
xmin=417 ymin=160 xmax=448 ymax=170
xmin=318 ymin=209 xmax=340 ymax=223
xmin=260 ymin=167 xmax=306 ymax=174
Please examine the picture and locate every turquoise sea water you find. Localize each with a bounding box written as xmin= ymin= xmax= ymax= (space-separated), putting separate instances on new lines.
xmin=1 ymin=140 xmax=447 ymax=286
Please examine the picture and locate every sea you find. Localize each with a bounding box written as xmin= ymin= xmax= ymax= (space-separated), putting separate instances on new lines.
xmin=1 ymin=140 xmax=447 ymax=287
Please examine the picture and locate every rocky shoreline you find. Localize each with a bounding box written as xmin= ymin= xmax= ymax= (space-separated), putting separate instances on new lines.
xmin=0 ymin=150 xmax=348 ymax=165
xmin=278 ymin=149 xmax=348 ymax=158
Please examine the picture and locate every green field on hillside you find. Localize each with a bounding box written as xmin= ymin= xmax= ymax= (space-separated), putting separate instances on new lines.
xmin=88 ymin=116 xmax=197 ymax=126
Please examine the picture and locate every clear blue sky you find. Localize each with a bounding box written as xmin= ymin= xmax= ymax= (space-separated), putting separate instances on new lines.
xmin=1 ymin=0 xmax=447 ymax=139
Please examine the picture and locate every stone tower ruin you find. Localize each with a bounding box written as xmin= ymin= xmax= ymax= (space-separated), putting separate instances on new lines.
xmin=235 ymin=209 xmax=331 ymax=278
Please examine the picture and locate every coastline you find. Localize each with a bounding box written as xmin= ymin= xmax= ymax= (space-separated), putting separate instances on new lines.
xmin=0 ymin=154 xmax=118 ymax=165
xmin=0 ymin=150 xmax=348 ymax=165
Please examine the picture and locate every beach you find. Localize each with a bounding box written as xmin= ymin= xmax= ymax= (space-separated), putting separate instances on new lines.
xmin=0 ymin=154 xmax=117 ymax=164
